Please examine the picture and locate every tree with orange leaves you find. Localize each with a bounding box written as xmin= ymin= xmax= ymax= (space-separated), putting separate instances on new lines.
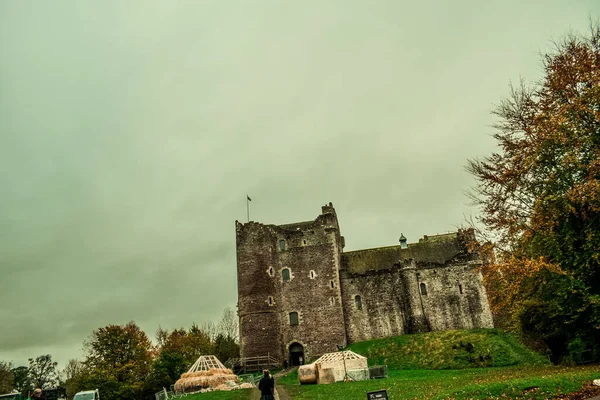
xmin=467 ymin=23 xmax=600 ymax=362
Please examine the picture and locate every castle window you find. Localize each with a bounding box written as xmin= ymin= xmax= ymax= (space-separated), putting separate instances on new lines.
xmin=420 ymin=282 xmax=428 ymax=296
xmin=329 ymin=297 xmax=335 ymax=306
xmin=289 ymin=312 xmax=299 ymax=326
xmin=458 ymin=284 xmax=463 ymax=294
xmin=303 ymin=239 xmax=307 ymax=245
xmin=279 ymin=239 xmax=286 ymax=251
xmin=267 ymin=296 xmax=274 ymax=306
xmin=309 ymin=270 xmax=316 ymax=279
xmin=282 ymin=268 xmax=291 ymax=282
xmin=268 ymin=267 xmax=274 ymax=277
xmin=330 ymin=280 xmax=335 ymax=289
xmin=355 ymin=295 xmax=362 ymax=310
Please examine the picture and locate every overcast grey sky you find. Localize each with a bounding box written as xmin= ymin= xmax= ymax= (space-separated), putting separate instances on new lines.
xmin=1 ymin=0 xmax=598 ymax=369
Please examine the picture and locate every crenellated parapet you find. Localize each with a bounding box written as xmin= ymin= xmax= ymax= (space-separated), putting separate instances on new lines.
xmin=236 ymin=203 xmax=348 ymax=363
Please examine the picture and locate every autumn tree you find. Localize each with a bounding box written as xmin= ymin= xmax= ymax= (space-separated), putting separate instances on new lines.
xmin=11 ymin=366 xmax=29 ymax=395
xmin=62 ymin=359 xmax=83 ymax=399
xmin=146 ymin=324 xmax=214 ymax=395
xmin=27 ymin=355 xmax=59 ymax=389
xmin=78 ymin=322 xmax=153 ymax=400
xmin=214 ymin=334 xmax=239 ymax=363
xmin=0 ymin=361 xmax=14 ymax=394
xmin=467 ymin=23 xmax=600 ymax=361
xmin=215 ymin=307 xmax=240 ymax=363
xmin=184 ymin=324 xmax=215 ymax=363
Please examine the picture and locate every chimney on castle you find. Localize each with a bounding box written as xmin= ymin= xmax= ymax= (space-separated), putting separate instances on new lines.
xmin=399 ymin=233 xmax=408 ymax=249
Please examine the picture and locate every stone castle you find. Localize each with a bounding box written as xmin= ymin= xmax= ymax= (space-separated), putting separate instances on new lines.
xmin=236 ymin=203 xmax=493 ymax=365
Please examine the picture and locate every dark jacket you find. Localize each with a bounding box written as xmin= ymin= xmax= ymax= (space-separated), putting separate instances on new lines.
xmin=258 ymin=375 xmax=275 ymax=396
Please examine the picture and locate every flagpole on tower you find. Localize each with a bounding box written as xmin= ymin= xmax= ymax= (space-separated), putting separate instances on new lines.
xmin=246 ymin=195 xmax=251 ymax=222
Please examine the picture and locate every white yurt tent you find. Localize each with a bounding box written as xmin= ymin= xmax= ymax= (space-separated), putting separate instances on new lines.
xmin=313 ymin=350 xmax=369 ymax=382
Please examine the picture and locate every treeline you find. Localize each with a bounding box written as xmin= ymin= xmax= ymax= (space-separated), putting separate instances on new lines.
xmin=467 ymin=24 xmax=600 ymax=363
xmin=1 ymin=307 xmax=240 ymax=400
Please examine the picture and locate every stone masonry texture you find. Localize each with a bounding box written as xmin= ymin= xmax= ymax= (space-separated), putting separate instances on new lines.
xmin=236 ymin=203 xmax=494 ymax=364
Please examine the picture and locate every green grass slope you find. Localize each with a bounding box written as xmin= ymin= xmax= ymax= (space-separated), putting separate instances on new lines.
xmin=346 ymin=328 xmax=548 ymax=369
xmin=278 ymin=365 xmax=599 ymax=400
xmin=184 ymin=388 xmax=255 ymax=400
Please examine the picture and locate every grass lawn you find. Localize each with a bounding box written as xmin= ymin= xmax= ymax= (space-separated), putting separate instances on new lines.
xmin=346 ymin=329 xmax=548 ymax=370
xmin=277 ymin=365 xmax=600 ymax=399
xmin=181 ymin=388 xmax=256 ymax=400
xmin=183 ymin=330 xmax=598 ymax=399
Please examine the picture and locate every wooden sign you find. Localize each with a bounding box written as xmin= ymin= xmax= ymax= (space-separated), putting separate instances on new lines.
xmin=367 ymin=389 xmax=388 ymax=399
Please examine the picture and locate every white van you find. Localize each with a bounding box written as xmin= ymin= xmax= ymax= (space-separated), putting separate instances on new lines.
xmin=72 ymin=390 xmax=99 ymax=400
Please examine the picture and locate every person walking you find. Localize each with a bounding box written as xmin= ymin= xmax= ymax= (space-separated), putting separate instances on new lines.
xmin=257 ymin=369 xmax=275 ymax=400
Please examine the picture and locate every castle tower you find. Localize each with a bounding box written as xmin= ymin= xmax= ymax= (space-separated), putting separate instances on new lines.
xmin=236 ymin=203 xmax=348 ymax=364
xmin=236 ymin=221 xmax=282 ymax=360
xmin=399 ymin=260 xmax=431 ymax=333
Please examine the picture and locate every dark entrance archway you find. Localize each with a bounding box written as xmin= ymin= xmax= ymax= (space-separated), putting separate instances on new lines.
xmin=288 ymin=342 xmax=305 ymax=366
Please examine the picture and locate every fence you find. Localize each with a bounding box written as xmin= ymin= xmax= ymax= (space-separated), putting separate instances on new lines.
xmin=225 ymin=355 xmax=279 ymax=373
xmin=154 ymin=388 xmax=170 ymax=400
xmin=154 ymin=386 xmax=189 ymax=400
xmin=369 ymin=365 xmax=388 ymax=379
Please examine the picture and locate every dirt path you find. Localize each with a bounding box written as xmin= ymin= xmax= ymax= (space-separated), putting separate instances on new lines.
xmin=554 ymin=383 xmax=600 ymax=400
xmin=249 ymin=384 xmax=289 ymax=400
xmin=249 ymin=387 xmax=261 ymax=400
xmin=273 ymin=368 xmax=295 ymax=400
xmin=274 ymin=385 xmax=291 ymax=400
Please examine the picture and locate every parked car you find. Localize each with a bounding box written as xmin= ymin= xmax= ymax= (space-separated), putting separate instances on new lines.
xmin=72 ymin=390 xmax=99 ymax=400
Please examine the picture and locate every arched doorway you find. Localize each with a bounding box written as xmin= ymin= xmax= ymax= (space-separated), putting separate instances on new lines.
xmin=288 ymin=342 xmax=305 ymax=366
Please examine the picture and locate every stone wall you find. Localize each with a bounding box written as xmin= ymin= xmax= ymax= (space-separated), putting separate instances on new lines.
xmin=236 ymin=221 xmax=282 ymax=359
xmin=417 ymin=264 xmax=494 ymax=331
xmin=340 ymin=268 xmax=408 ymax=343
xmin=340 ymin=261 xmax=494 ymax=343
xmin=278 ymin=238 xmax=347 ymax=361
xmin=236 ymin=203 xmax=348 ymax=362
xmin=237 ymin=204 xmax=494 ymax=363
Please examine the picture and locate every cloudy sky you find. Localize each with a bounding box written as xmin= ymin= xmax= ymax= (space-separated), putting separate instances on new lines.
xmin=1 ymin=1 xmax=598 ymax=369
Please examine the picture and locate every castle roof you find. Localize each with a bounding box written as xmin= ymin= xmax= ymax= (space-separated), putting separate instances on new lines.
xmin=342 ymin=231 xmax=470 ymax=274
xmin=278 ymin=220 xmax=316 ymax=230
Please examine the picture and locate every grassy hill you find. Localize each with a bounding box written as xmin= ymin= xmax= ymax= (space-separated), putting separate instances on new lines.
xmin=276 ymin=365 xmax=600 ymax=400
xmin=345 ymin=328 xmax=549 ymax=369
xmin=191 ymin=329 xmax=598 ymax=399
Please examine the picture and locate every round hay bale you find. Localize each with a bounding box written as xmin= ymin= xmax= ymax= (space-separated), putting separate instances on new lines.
xmin=174 ymin=375 xmax=210 ymax=393
xmin=180 ymin=370 xmax=210 ymax=379
xmin=316 ymin=365 xmax=335 ymax=384
xmin=209 ymin=368 xmax=234 ymax=375
xmin=175 ymin=367 xmax=238 ymax=392
xmin=298 ymin=363 xmax=318 ymax=385
xmin=214 ymin=384 xmax=234 ymax=391
xmin=207 ymin=374 xmax=238 ymax=388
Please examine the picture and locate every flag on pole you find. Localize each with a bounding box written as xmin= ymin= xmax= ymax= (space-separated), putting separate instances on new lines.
xmin=246 ymin=195 xmax=251 ymax=222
